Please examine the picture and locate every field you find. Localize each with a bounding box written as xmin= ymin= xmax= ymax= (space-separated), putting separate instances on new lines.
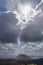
xmin=0 ymin=58 xmax=43 ymax=65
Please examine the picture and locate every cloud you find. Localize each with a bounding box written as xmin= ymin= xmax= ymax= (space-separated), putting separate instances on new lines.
xmin=17 ymin=0 xmax=43 ymax=42
xmin=0 ymin=12 xmax=20 ymax=43
xmin=0 ymin=42 xmax=43 ymax=59
xmin=0 ymin=0 xmax=42 ymax=30
xmin=20 ymin=14 xmax=43 ymax=42
xmin=15 ymin=42 xmax=43 ymax=58
xmin=35 ymin=0 xmax=43 ymax=10
xmin=0 ymin=0 xmax=42 ymax=11
xmin=0 ymin=0 xmax=43 ymax=59
xmin=13 ymin=0 xmax=42 ymax=30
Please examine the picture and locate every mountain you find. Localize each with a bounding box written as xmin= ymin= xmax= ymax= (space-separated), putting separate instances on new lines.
xmin=16 ymin=54 xmax=31 ymax=60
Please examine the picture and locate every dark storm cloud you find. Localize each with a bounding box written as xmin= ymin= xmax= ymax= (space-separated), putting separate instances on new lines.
xmin=0 ymin=12 xmax=20 ymax=43
xmin=20 ymin=13 xmax=43 ymax=42
xmin=19 ymin=0 xmax=43 ymax=42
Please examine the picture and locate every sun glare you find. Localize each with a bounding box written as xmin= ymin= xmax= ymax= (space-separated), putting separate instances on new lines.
xmin=18 ymin=4 xmax=31 ymax=16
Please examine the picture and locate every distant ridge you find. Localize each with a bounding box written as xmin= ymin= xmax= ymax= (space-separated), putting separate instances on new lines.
xmin=16 ymin=54 xmax=31 ymax=60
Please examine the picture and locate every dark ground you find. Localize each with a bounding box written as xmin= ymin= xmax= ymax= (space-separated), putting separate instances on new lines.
xmin=0 ymin=58 xmax=43 ymax=65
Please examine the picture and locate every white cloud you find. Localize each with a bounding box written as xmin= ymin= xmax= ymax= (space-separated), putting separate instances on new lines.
xmin=0 ymin=42 xmax=43 ymax=58
xmin=11 ymin=0 xmax=42 ymax=30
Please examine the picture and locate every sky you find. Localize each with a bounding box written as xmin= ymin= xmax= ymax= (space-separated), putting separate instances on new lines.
xmin=0 ymin=0 xmax=43 ymax=59
xmin=0 ymin=0 xmax=41 ymax=11
xmin=0 ymin=0 xmax=42 ymax=43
